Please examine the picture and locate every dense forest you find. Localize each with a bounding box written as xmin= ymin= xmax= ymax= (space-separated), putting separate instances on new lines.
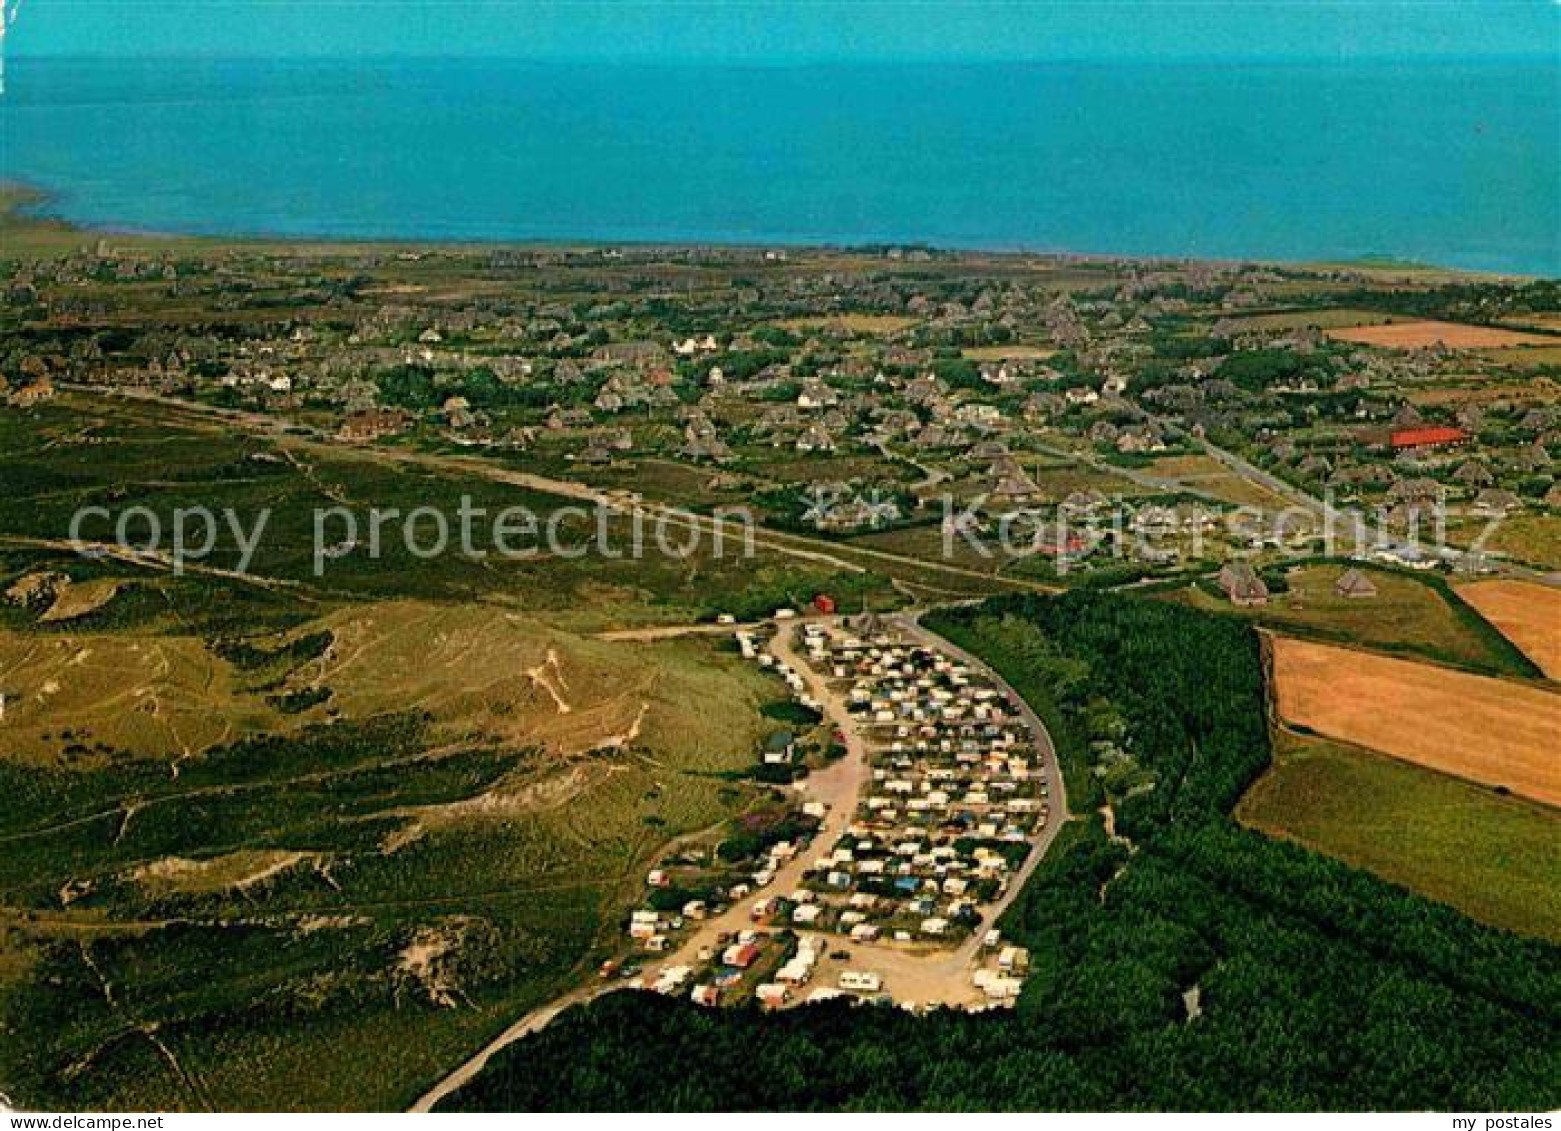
xmin=445 ymin=592 xmax=1560 ymax=1111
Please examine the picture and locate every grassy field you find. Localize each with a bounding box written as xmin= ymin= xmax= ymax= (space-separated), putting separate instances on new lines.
xmin=1025 ymin=461 xmax=1153 ymax=500
xmin=959 ymin=344 xmax=1057 ymax=360
xmin=0 ymin=394 xmax=911 ymax=627
xmin=1448 ymin=512 xmax=1561 ymax=572
xmin=1217 ymin=307 xmax=1402 ymax=332
xmin=0 ymin=391 xmax=832 ymax=1109
xmin=1475 ymin=344 xmax=1561 ymax=370
xmin=1240 ymin=733 xmax=1561 ymax=941
xmin=1172 ymin=563 xmax=1531 ymax=677
xmin=1405 ymin=376 xmax=1560 ymax=407
xmin=772 ymin=314 xmax=918 ymax=335
xmin=0 ymin=626 xmax=289 ymax=764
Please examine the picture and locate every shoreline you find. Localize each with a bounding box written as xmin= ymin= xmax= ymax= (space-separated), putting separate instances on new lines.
xmin=0 ymin=178 xmax=1537 ymax=282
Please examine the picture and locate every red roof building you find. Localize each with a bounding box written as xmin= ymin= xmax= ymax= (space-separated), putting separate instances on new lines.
xmin=722 ymin=943 xmax=761 ymax=969
xmin=813 ymin=594 xmax=837 ymax=615
xmin=1390 ymin=426 xmax=1469 ymax=451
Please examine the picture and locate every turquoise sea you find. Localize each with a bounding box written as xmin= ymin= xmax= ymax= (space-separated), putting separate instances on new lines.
xmin=1 ymin=57 xmax=1556 ymax=274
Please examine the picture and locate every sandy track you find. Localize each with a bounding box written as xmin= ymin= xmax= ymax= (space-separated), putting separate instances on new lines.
xmin=1271 ymin=637 xmax=1561 ymax=808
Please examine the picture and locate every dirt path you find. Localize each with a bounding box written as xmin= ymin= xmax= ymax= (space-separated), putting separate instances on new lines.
xmin=630 ymin=622 xmax=875 ymax=975
xmin=594 ymin=622 xmax=762 ymax=643
xmin=407 ymin=983 xmax=612 ymax=1113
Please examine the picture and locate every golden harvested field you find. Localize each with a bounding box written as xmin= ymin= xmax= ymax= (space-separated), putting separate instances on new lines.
xmin=1271 ymin=637 xmax=1561 ymax=808
xmin=1138 ymin=454 xmax=1299 ymax=511
xmin=1143 ymin=454 xmax=1229 ymax=479
xmin=774 ymin=314 xmax=918 ymax=335
xmin=1194 ymin=474 xmax=1299 ymax=511
xmin=1456 ymin=580 xmax=1561 ymax=678
xmin=1327 ymin=319 xmax=1558 ymax=350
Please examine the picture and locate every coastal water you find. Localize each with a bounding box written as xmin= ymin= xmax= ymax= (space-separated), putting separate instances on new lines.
xmin=0 ymin=56 xmax=1556 ymax=274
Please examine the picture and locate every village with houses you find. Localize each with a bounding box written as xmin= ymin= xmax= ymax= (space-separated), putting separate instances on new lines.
xmin=1 ymin=208 xmax=1558 ymax=1116
xmin=5 ymin=242 xmax=1560 ymax=598
xmin=4 ymin=229 xmax=1561 ymax=1029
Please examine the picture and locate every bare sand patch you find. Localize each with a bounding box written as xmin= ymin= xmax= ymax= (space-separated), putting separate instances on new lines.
xmin=129 ymin=850 xmax=318 ymax=895
xmin=1457 ymin=580 xmax=1561 ymax=679
xmin=1271 ymin=637 xmax=1561 ymax=808
xmin=40 ymin=580 xmax=123 ymax=623
xmin=396 ymin=920 xmax=481 ymax=1008
xmin=960 ymin=344 xmax=1058 ymax=361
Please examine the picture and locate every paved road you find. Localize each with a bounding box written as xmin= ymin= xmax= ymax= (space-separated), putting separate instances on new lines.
xmin=1124 ymin=399 xmax=1558 ymax=587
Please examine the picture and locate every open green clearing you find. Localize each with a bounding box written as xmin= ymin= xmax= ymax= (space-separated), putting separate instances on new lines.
xmin=0 ymin=395 xmax=913 ymax=627
xmin=1239 ymin=734 xmax=1561 ymax=941
xmin=0 ymin=393 xmax=849 ymax=1110
xmin=1169 ymin=563 xmax=1540 ymax=678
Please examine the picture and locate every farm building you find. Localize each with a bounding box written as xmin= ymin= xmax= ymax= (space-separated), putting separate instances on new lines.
xmin=1389 ymin=426 xmax=1469 ymax=452
xmin=1217 ymin=562 xmax=1270 ymax=607
xmin=1334 ymin=568 xmax=1378 ymax=599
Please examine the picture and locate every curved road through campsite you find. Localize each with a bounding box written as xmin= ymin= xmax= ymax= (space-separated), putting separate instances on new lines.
xmin=409 ymin=611 xmax=1069 ymax=1112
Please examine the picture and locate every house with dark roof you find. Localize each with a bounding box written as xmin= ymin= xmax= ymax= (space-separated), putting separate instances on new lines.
xmin=1217 ymin=561 xmax=1269 ymax=607
xmin=1334 ymin=568 xmax=1378 ymax=599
